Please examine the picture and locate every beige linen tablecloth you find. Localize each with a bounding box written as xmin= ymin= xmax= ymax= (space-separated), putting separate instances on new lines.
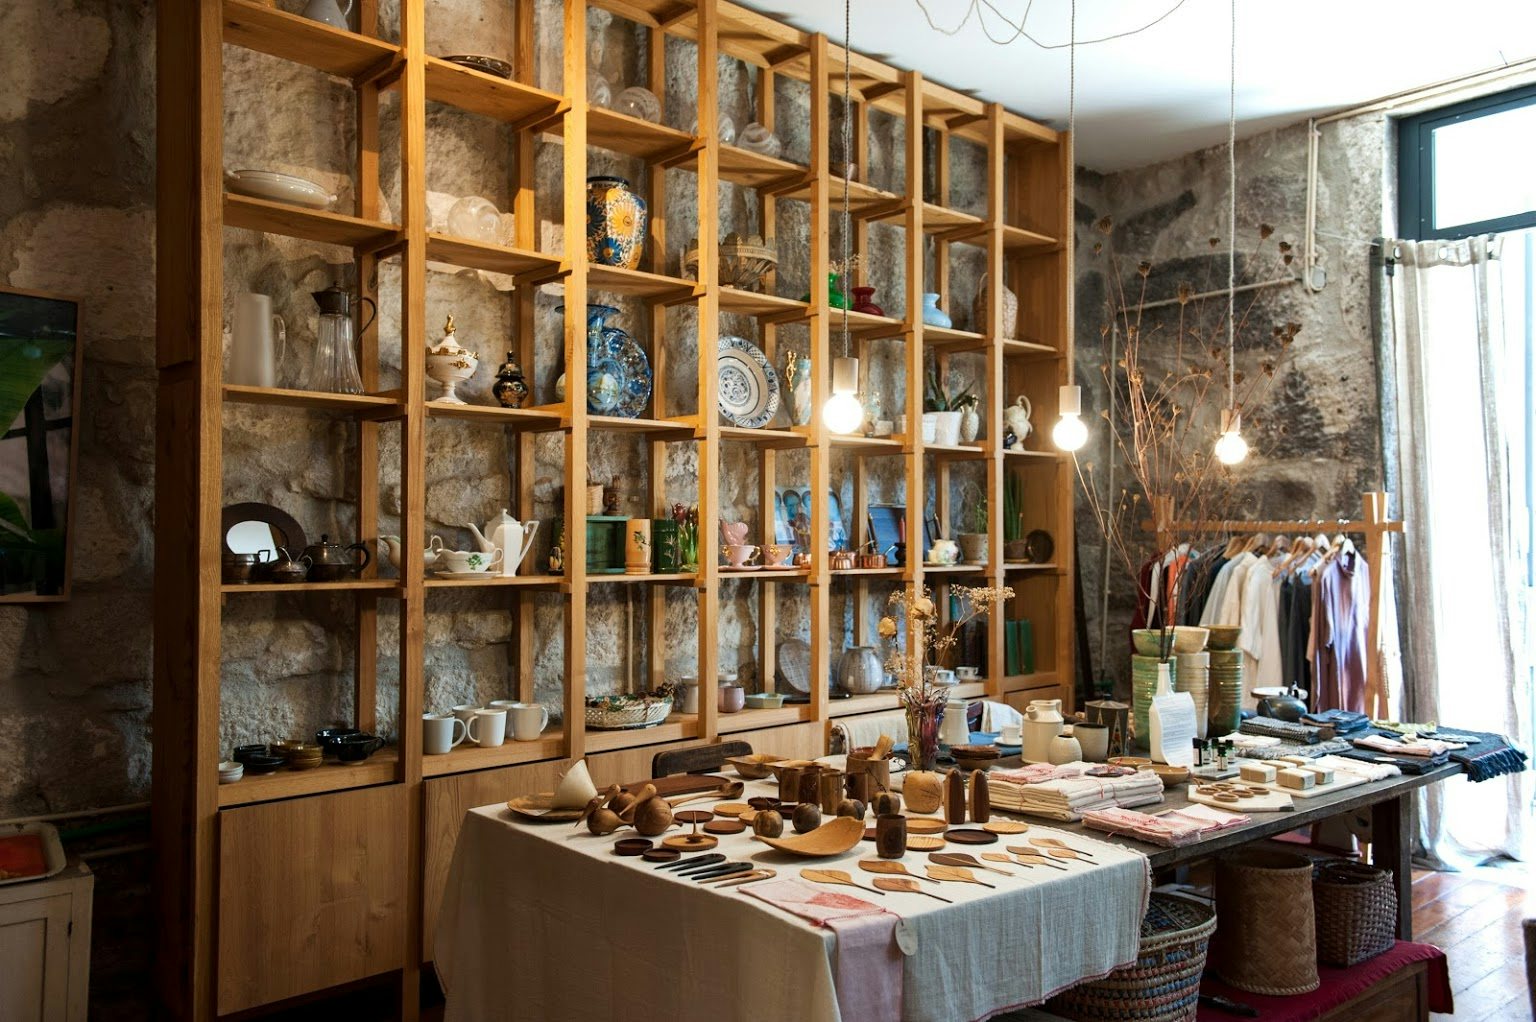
xmin=435 ymin=782 xmax=1150 ymax=1022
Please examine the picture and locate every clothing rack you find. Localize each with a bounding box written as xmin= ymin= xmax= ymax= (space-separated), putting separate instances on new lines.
xmin=1144 ymin=491 xmax=1404 ymax=718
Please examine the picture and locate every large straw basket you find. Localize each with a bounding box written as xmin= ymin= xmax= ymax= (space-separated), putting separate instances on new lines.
xmin=1312 ymin=859 xmax=1396 ymax=966
xmin=1049 ymin=893 xmax=1217 ymax=1022
xmin=1213 ymin=850 xmax=1320 ymax=995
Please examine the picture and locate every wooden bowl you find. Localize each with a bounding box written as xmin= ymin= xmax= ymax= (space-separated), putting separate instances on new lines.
xmin=950 ymin=744 xmax=1001 ymax=771
xmin=764 ymin=759 xmax=819 ymax=781
xmin=726 ymin=753 xmax=786 ymax=780
xmin=1108 ymin=755 xmax=1152 ymax=771
xmin=754 ymin=815 xmax=864 ymax=857
xmin=1151 ymin=763 xmax=1190 ymax=787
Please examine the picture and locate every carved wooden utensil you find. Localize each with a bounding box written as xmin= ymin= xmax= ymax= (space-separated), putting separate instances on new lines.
xmin=925 ymin=864 xmax=995 ymax=888
xmin=981 ymin=852 xmax=1022 ymax=868
xmin=858 ymin=859 xmax=939 ymax=885
xmin=871 ymin=733 xmax=895 ymax=760
xmin=930 ymin=851 xmax=1013 ymax=877
xmin=872 ymin=877 xmax=952 ymax=902
xmin=667 ymin=780 xmax=745 ymax=809
xmin=1029 ymin=836 xmax=1097 ymax=859
xmin=1005 ymin=847 xmax=1070 ymax=870
xmin=800 ymin=868 xmax=887 ymax=896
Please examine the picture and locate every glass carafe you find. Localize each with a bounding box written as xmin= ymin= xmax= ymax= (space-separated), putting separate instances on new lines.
xmin=307 ymin=283 xmax=375 ymax=394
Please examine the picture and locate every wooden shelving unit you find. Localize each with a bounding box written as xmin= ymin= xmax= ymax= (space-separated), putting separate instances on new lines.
xmin=155 ymin=0 xmax=1072 ymax=1016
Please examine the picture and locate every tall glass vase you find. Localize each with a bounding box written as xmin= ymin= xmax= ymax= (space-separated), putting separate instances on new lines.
xmin=905 ymin=698 xmax=942 ymax=771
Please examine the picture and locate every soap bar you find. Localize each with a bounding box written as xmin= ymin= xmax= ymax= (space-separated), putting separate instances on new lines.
xmin=1278 ymin=755 xmax=1308 ymax=766
xmin=1240 ymin=762 xmax=1278 ymax=784
xmin=1278 ymin=768 xmax=1316 ymax=790
xmin=1304 ymin=766 xmax=1335 ymax=786
xmin=1262 ymin=759 xmax=1291 ymax=770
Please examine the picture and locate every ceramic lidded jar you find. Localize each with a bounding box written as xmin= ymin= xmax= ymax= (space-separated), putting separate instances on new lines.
xmin=586 ymin=176 xmax=648 ymax=269
xmin=425 ymin=315 xmax=479 ymax=404
xmin=492 ymin=351 xmax=529 ymax=408
xmin=718 ymin=673 xmax=745 ymax=713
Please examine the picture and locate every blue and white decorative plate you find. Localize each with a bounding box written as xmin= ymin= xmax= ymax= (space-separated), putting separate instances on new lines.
xmin=717 ymin=335 xmax=780 ymax=428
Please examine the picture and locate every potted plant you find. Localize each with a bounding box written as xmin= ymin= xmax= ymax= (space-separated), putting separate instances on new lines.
xmin=1003 ymin=473 xmax=1027 ymax=561
xmin=957 ymin=481 xmax=988 ymax=564
xmin=922 ymin=362 xmax=970 ymax=446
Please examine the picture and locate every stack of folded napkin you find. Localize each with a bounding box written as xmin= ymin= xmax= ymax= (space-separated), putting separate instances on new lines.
xmin=988 ymin=762 xmax=1164 ymax=821
xmin=1080 ymin=804 xmax=1249 ymax=846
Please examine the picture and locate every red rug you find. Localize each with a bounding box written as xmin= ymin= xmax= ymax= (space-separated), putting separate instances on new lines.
xmin=1196 ymin=941 xmax=1452 ymax=1019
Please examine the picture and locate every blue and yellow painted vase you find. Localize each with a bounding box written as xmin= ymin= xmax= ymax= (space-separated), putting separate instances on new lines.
xmin=586 ymin=176 xmax=648 ymax=269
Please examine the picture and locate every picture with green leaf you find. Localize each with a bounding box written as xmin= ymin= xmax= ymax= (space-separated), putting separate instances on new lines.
xmin=0 ymin=289 xmax=80 ymax=600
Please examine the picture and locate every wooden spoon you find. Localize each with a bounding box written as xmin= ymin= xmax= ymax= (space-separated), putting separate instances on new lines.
xmin=873 ymin=876 xmax=952 ymax=902
xmin=668 ymin=781 xmax=746 ymax=809
xmin=1005 ymin=846 xmax=1071 ymax=870
xmin=871 ymin=734 xmax=895 ymax=760
xmin=930 ymin=851 xmax=1013 ymax=877
xmin=925 ymin=864 xmax=995 ymax=888
xmin=858 ymin=859 xmax=940 ymax=885
xmin=981 ymin=852 xmax=1022 ymax=868
xmin=800 ymin=868 xmax=886 ymax=896
xmin=1029 ymin=836 xmax=1097 ymax=859
xmin=1044 ymin=847 xmax=1091 ymax=863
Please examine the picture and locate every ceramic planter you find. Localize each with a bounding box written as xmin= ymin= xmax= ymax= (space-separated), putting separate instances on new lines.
xmin=958 ymin=533 xmax=988 ymax=565
xmin=837 ymin=646 xmax=883 ymax=694
xmin=625 ymin=519 xmax=653 ymax=574
xmin=586 ymin=176 xmax=648 ymax=269
xmin=926 ymin=409 xmax=962 ymax=446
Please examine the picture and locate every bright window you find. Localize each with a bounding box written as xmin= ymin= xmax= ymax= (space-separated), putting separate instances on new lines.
xmin=1399 ymin=84 xmax=1536 ymax=239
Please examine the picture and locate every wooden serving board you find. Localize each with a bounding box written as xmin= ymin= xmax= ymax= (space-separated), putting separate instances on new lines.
xmin=1184 ymin=784 xmax=1295 ymax=813
xmin=1258 ymin=771 xmax=1369 ymax=800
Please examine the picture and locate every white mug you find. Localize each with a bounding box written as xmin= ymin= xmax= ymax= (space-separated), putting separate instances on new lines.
xmin=1000 ymin=723 xmax=1023 ymax=746
xmin=508 ymin=702 xmax=549 ymax=742
xmin=423 ymin=712 xmax=467 ymax=754
xmin=450 ymin=703 xmax=481 ymax=725
xmin=468 ymin=708 xmax=507 ymax=748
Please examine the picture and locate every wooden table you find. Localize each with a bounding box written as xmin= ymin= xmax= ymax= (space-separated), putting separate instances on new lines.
xmin=1036 ymin=763 xmax=1459 ymax=939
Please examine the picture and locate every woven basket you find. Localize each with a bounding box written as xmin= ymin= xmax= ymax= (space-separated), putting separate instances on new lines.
xmin=1049 ymin=893 xmax=1217 ymax=1022
xmin=1313 ymin=859 xmax=1396 ymax=966
xmin=1213 ymin=850 xmax=1320 ymax=995
xmin=585 ymin=695 xmax=672 ymax=730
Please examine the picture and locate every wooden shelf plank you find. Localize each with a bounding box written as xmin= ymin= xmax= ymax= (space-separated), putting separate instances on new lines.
xmin=217 ymin=749 xmax=398 ymax=808
xmin=1004 ymin=562 xmax=1059 ymax=573
xmin=1002 ymin=447 xmax=1060 ymax=461
xmin=584 ymin=572 xmax=698 ymax=585
xmin=419 ymin=735 xmax=563 ymax=777
xmin=222 ymin=0 xmax=400 ymax=81
xmin=1001 ymin=671 xmax=1060 ymax=694
xmin=717 ymin=568 xmax=811 ymax=581
xmin=827 ymin=691 xmax=902 ymax=717
xmin=919 ymin=201 xmax=985 ymax=233
xmin=584 ymin=263 xmax=700 ymax=301
xmin=919 ymin=563 xmax=986 ymax=574
xmin=550 ymin=106 xmax=700 ymax=162
xmin=584 ymin=715 xmax=699 ymax=753
xmin=716 ymin=704 xmax=812 ymax=733
xmin=222 ymin=385 xmax=403 ymax=417
xmin=839 ymin=307 xmax=905 ymax=338
xmin=718 ymin=425 xmax=810 ymax=448
xmin=830 ymin=566 xmax=904 ymax=577
xmin=422 ymin=56 xmax=563 ymax=123
xmin=923 ymin=442 xmax=989 ymax=460
xmin=426 ymin=401 xmax=566 ymax=428
xmin=423 ymin=574 xmax=564 ymax=589
xmin=1001 ymin=338 xmax=1059 ymax=359
xmin=424 ymin=234 xmax=562 ymax=278
xmin=922 ymin=324 xmax=987 ymax=352
xmin=713 ymin=144 xmax=807 ymax=190
xmin=223 ymin=193 xmax=400 ymax=249
xmin=780 ymin=176 xmax=902 ymax=219
xmin=586 ymin=414 xmax=698 ymax=437
xmin=1001 ymin=223 xmax=1059 ymax=251
xmin=220 ymin=579 xmax=402 ymax=594
xmin=830 ymin=433 xmax=907 ymax=453
xmin=717 ymin=288 xmax=810 ymax=319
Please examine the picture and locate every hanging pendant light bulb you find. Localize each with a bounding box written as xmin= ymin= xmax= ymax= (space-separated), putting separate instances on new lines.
xmin=1213 ymin=0 xmax=1247 ymax=466
xmin=821 ymin=0 xmax=862 ymax=435
xmin=1052 ymin=0 xmax=1089 ymax=453
xmin=1214 ymin=408 xmax=1248 ymax=465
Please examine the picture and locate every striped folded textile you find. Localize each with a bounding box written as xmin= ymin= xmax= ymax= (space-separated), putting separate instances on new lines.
xmin=1080 ymin=804 xmax=1250 ymax=847
xmin=989 ymin=764 xmax=1164 ymax=821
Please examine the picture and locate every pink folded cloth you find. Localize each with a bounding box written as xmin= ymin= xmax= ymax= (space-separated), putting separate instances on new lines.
xmin=742 ymin=878 xmax=902 ymax=1022
xmin=1081 ymin=804 xmax=1250 ymax=847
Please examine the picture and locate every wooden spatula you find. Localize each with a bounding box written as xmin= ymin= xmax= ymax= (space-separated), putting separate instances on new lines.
xmin=925 ymin=864 xmax=995 ymax=888
xmin=800 ymin=868 xmax=887 ymax=896
xmin=981 ymin=852 xmax=1021 ymax=868
xmin=1005 ymin=846 xmax=1070 ymax=870
xmin=930 ymin=851 xmax=1013 ymax=877
xmin=1029 ymin=836 xmax=1097 ymax=859
xmin=858 ymin=859 xmax=939 ymax=885
xmin=872 ymin=877 xmax=952 ymax=902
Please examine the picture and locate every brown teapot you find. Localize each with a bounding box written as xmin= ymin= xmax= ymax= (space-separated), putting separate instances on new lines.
xmin=303 ymin=535 xmax=371 ymax=582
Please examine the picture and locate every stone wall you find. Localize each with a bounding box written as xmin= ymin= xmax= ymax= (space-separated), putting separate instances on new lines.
xmin=1072 ymin=113 xmax=1392 ymax=693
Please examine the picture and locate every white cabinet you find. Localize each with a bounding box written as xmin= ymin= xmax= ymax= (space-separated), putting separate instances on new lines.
xmin=0 ymin=861 xmax=92 ymax=1022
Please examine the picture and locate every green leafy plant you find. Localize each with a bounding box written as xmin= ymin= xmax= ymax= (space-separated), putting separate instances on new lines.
xmin=923 ymin=365 xmax=972 ymax=412
xmin=959 ymin=480 xmax=987 ymax=535
xmin=1003 ymin=474 xmax=1025 ymax=544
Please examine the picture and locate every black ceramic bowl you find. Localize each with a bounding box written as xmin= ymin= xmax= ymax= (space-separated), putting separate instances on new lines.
xmin=232 ymin=743 xmax=268 ymax=765
xmin=315 ymin=727 xmax=363 ymax=754
xmin=242 ymin=753 xmax=285 ymax=775
xmin=334 ymin=734 xmax=384 ymax=762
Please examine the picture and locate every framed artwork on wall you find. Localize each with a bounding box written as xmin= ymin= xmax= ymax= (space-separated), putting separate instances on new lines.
xmin=0 ymin=287 xmax=82 ymax=602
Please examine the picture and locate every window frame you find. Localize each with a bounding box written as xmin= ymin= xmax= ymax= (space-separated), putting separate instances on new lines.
xmin=1397 ymin=83 xmax=1536 ymax=240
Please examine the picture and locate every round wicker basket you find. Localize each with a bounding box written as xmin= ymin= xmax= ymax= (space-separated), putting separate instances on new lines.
xmin=584 ymin=695 xmax=672 ymax=730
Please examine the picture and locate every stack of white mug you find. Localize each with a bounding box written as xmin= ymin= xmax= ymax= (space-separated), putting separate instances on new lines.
xmin=422 ymin=701 xmax=550 ymax=754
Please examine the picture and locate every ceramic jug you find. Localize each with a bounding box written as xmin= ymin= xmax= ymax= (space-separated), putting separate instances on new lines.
xmin=1022 ymin=697 xmax=1065 ymax=763
xmin=467 ymin=510 xmax=539 ymax=577
xmin=1005 ymin=395 xmax=1033 ymax=450
xmin=379 ymin=534 xmax=444 ymax=572
xmin=302 ymin=0 xmax=352 ymax=29
xmin=230 ymin=292 xmax=286 ymax=388
xmin=939 ymin=695 xmax=971 ymax=747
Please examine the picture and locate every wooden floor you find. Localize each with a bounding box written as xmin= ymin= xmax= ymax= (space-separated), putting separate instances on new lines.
xmin=1419 ymin=862 xmax=1534 ymax=1021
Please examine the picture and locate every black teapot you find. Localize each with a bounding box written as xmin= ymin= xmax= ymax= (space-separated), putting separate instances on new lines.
xmin=303 ymin=535 xmax=371 ymax=582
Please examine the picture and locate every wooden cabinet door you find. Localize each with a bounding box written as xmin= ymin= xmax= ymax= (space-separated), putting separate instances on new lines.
xmin=218 ymin=785 xmax=406 ymax=1015
xmin=0 ymin=892 xmax=72 ymax=1022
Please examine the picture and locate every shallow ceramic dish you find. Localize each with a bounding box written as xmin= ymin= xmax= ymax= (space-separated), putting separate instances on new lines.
xmin=441 ymin=54 xmax=512 ymax=79
xmin=744 ymin=692 xmax=786 ymax=710
xmin=754 ymin=816 xmax=864 ymax=857
xmin=717 ymin=335 xmax=781 ymax=428
xmin=242 ymin=753 xmax=284 ymax=775
xmin=225 ymin=169 xmax=336 ymax=210
xmin=725 ymin=753 xmax=786 ymax=780
xmin=1108 ymin=755 xmax=1153 ymax=771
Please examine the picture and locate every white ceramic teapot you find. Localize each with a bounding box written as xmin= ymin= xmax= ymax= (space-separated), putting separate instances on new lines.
xmin=467 ymin=509 xmax=540 ymax=577
xmin=928 ymin=538 xmax=960 ymax=565
xmin=1021 ymin=697 xmax=1065 ymax=763
xmin=1005 ymin=395 xmax=1033 ymax=451
xmin=379 ymin=534 xmax=444 ymax=572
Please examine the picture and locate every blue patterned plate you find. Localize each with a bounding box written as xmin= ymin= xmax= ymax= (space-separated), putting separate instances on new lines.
xmin=717 ymin=335 xmax=780 ymax=428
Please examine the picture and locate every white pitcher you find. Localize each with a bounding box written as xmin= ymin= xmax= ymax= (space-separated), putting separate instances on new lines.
xmin=1022 ymin=697 xmax=1064 ymax=763
xmin=302 ymin=0 xmax=352 ymax=29
xmin=467 ymin=509 xmax=540 ymax=577
xmin=230 ymin=292 xmax=285 ymax=388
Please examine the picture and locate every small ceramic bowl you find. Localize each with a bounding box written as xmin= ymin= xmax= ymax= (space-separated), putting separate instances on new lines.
xmin=315 ymin=727 xmax=363 ymax=753
xmin=1171 ymin=626 xmax=1210 ymax=654
xmin=1206 ymin=625 xmax=1242 ymax=650
xmin=1130 ymin=629 xmax=1167 ymax=658
xmin=1151 ymin=763 xmax=1191 ymax=787
xmin=242 ymin=753 xmax=285 ymax=775
xmin=744 ymin=692 xmax=786 ymax=710
xmin=217 ymin=761 xmax=244 ymax=784
xmin=232 ymin=743 xmax=268 ymax=765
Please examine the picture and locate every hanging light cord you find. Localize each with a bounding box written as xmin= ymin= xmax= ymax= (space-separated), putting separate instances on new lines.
xmin=1065 ymin=0 xmax=1075 ymax=385
xmin=1225 ymin=0 xmax=1236 ymax=409
xmin=840 ymin=0 xmax=853 ymax=359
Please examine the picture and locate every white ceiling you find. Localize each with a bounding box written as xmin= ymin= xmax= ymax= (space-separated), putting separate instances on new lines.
xmin=736 ymin=0 xmax=1536 ymax=171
